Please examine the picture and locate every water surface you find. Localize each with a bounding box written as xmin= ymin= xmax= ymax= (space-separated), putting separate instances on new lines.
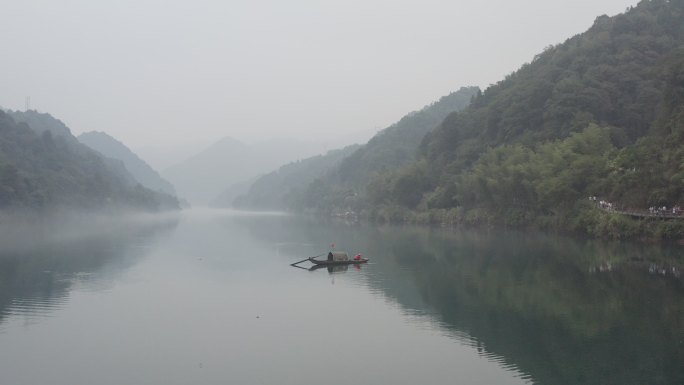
xmin=0 ymin=210 xmax=682 ymax=384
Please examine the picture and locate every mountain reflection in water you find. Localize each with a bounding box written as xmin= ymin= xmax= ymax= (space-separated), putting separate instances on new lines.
xmin=0 ymin=213 xmax=179 ymax=328
xmin=244 ymin=215 xmax=684 ymax=385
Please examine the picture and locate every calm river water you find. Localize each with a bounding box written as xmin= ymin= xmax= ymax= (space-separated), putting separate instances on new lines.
xmin=0 ymin=209 xmax=682 ymax=385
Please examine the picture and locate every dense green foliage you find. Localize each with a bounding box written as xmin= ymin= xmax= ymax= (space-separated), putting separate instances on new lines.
xmin=0 ymin=110 xmax=178 ymax=211
xmin=313 ymin=0 xmax=684 ymax=240
xmin=335 ymin=86 xmax=479 ymax=188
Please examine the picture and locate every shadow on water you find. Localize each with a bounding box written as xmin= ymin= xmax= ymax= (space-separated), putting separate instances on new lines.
xmin=241 ymin=215 xmax=684 ymax=385
xmin=0 ymin=212 xmax=179 ymax=328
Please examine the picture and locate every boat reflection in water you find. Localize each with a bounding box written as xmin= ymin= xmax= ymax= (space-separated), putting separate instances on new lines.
xmin=293 ymin=262 xmax=365 ymax=274
xmin=308 ymin=263 xmax=363 ymax=274
xmin=291 ymin=256 xmax=368 ymax=274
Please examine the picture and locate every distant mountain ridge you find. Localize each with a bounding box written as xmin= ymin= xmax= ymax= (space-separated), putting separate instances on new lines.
xmin=0 ymin=110 xmax=178 ymax=211
xmin=231 ymin=144 xmax=361 ymax=209
xmin=246 ymin=86 xmax=479 ymax=212
xmin=162 ymin=136 xmax=325 ymax=204
xmin=78 ymin=131 xmax=176 ymax=196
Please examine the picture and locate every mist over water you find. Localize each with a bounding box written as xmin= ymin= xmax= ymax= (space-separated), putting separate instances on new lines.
xmin=0 ymin=210 xmax=181 ymax=253
xmin=0 ymin=209 xmax=681 ymax=384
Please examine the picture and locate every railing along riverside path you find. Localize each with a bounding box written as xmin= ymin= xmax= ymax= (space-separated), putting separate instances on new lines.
xmin=597 ymin=206 xmax=684 ymax=220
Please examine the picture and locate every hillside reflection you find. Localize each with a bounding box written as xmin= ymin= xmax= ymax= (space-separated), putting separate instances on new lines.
xmin=245 ymin=216 xmax=684 ymax=385
xmin=371 ymin=228 xmax=683 ymax=385
xmin=0 ymin=214 xmax=178 ymax=327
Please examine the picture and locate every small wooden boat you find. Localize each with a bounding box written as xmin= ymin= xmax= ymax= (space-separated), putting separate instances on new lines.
xmin=308 ymin=257 xmax=369 ymax=266
xmin=290 ymin=251 xmax=368 ymax=269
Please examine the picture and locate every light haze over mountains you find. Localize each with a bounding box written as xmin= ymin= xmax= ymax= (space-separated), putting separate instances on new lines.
xmin=77 ymin=131 xmax=176 ymax=196
xmin=0 ymin=0 xmax=638 ymax=150
xmin=161 ymin=137 xmax=325 ymax=204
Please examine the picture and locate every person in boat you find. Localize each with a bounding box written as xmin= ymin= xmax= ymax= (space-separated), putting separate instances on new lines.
xmin=353 ymin=253 xmax=362 ymax=261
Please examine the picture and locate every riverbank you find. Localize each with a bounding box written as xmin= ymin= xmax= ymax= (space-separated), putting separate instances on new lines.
xmin=355 ymin=202 xmax=684 ymax=243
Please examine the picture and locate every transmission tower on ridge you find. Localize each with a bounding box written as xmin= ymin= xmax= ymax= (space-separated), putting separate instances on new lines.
xmin=25 ymin=96 xmax=31 ymax=111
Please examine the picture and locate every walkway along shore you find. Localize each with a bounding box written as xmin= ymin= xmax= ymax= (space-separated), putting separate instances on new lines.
xmin=594 ymin=200 xmax=683 ymax=220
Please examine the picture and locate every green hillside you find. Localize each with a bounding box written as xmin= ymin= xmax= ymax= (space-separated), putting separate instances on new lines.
xmin=295 ymin=0 xmax=684 ymax=240
xmin=280 ymin=87 xmax=479 ymax=212
xmin=270 ymin=0 xmax=684 ymax=239
xmin=336 ymin=86 xmax=479 ymax=188
xmin=0 ymin=110 xmax=178 ymax=211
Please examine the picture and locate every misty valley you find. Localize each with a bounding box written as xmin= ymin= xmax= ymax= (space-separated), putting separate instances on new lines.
xmin=1 ymin=1 xmax=684 ymax=384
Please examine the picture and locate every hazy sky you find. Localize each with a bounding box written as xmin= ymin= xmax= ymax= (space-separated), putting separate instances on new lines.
xmin=1 ymin=0 xmax=637 ymax=150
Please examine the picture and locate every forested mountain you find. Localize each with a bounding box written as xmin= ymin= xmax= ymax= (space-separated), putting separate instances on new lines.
xmin=78 ymin=131 xmax=176 ymax=196
xmin=163 ymin=137 xmax=324 ymax=204
xmin=240 ymin=87 xmax=479 ymax=212
xmin=335 ymin=86 xmax=479 ymax=188
xmin=291 ymin=0 xmax=684 ymax=239
xmin=231 ymin=144 xmax=360 ymax=209
xmin=8 ymin=110 xmax=135 ymax=185
xmin=0 ymin=110 xmax=178 ymax=211
xmin=270 ymin=0 xmax=684 ymax=239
